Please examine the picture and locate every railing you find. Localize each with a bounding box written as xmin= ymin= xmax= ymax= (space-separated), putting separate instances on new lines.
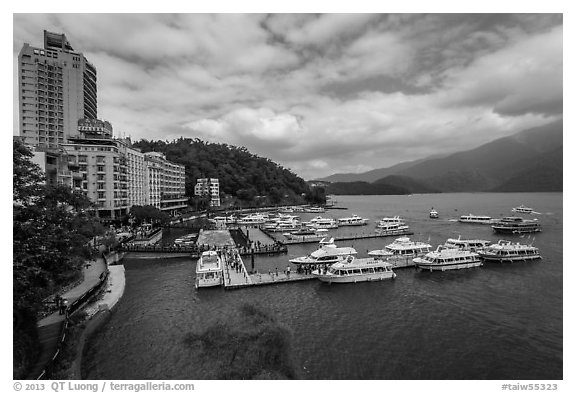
xmin=36 ymin=267 xmax=110 ymax=380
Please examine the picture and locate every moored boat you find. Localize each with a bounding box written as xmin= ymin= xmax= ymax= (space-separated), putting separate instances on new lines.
xmin=304 ymin=216 xmax=339 ymax=229
xmin=375 ymin=222 xmax=411 ymax=236
xmin=337 ymin=214 xmax=369 ymax=226
xmin=305 ymin=206 xmax=326 ymax=213
xmin=289 ymin=239 xmax=357 ymax=266
xmin=377 ymin=216 xmax=405 ymax=227
xmin=237 ymin=213 xmax=268 ymax=225
xmin=284 ymin=228 xmax=328 ymax=241
xmin=443 ymin=236 xmax=491 ymax=252
xmin=368 ymin=237 xmax=432 ymax=268
xmin=458 ymin=214 xmax=496 ymax=224
xmin=491 ymin=216 xmax=542 ymax=234
xmin=413 ymin=246 xmax=482 ymax=271
xmin=312 ymin=255 xmax=396 ymax=283
xmin=195 ymin=250 xmax=223 ymax=288
xmin=175 ymin=233 xmax=198 ymax=246
xmin=477 ymin=240 xmax=541 ymax=262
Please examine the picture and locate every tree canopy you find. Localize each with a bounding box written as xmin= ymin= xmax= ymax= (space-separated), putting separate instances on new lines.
xmin=133 ymin=138 xmax=321 ymax=206
xmin=13 ymin=139 xmax=105 ymax=378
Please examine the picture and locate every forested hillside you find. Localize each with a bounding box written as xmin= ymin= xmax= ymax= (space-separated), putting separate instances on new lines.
xmin=133 ymin=138 xmax=318 ymax=205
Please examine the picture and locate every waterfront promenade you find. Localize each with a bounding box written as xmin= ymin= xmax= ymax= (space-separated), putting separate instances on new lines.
xmin=28 ymin=256 xmax=107 ymax=379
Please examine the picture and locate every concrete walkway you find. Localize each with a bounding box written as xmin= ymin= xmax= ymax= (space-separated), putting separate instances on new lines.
xmin=84 ymin=265 xmax=126 ymax=317
xmin=38 ymin=257 xmax=107 ymax=327
xmin=29 ymin=256 xmax=107 ymax=379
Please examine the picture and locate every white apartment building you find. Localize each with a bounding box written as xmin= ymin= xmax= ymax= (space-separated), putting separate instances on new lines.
xmin=118 ymin=139 xmax=146 ymax=208
xmin=62 ymin=134 xmax=128 ymax=219
xmin=144 ymin=152 xmax=188 ymax=215
xmin=194 ymin=178 xmax=220 ymax=207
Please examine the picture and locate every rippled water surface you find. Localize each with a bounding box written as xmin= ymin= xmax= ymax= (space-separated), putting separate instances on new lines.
xmin=84 ymin=193 xmax=562 ymax=379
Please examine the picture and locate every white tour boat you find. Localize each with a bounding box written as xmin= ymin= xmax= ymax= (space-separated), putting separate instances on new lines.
xmin=175 ymin=233 xmax=198 ymax=246
xmin=477 ymin=240 xmax=541 ymax=262
xmin=195 ymin=250 xmax=223 ymax=288
xmin=264 ymin=215 xmax=301 ymax=232
xmin=270 ymin=220 xmax=301 ymax=232
xmin=237 ymin=213 xmax=268 ymax=225
xmin=375 ymin=222 xmax=411 ymax=236
xmin=337 ymin=214 xmax=369 ymax=226
xmin=413 ymin=246 xmax=482 ymax=271
xmin=491 ymin=216 xmax=542 ymax=234
xmin=368 ymin=237 xmax=432 ymax=268
xmin=377 ymin=216 xmax=405 ymax=227
xmin=430 ymin=208 xmax=439 ymax=219
xmin=211 ymin=216 xmax=237 ymax=226
xmin=284 ymin=228 xmax=328 ymax=241
xmin=305 ymin=206 xmax=326 ymax=213
xmin=511 ymin=205 xmax=538 ymax=214
xmin=289 ymin=238 xmax=357 ymax=266
xmin=458 ymin=214 xmax=497 ymax=224
xmin=443 ymin=236 xmax=491 ymax=252
xmin=305 ymin=216 xmax=339 ymax=229
xmin=312 ymin=255 xmax=396 ymax=284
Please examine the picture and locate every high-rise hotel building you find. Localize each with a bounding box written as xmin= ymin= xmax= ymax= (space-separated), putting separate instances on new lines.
xmin=18 ymin=31 xmax=188 ymax=220
xmin=18 ymin=30 xmax=97 ymax=149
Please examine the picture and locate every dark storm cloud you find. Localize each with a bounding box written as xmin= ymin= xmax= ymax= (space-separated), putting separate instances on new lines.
xmin=13 ymin=13 xmax=563 ymax=179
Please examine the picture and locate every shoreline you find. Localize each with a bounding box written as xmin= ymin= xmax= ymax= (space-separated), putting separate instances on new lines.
xmin=72 ymin=264 xmax=126 ymax=379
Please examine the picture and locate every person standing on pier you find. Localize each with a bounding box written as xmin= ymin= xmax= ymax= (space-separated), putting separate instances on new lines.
xmin=287 ymin=265 xmax=291 ymax=278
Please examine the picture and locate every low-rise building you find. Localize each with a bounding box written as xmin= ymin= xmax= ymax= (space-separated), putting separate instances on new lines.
xmin=144 ymin=152 xmax=188 ymax=215
xmin=194 ymin=178 xmax=220 ymax=207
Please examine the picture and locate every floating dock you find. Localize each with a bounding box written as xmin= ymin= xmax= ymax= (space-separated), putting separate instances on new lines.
xmin=222 ymin=253 xmax=316 ymax=290
xmin=220 ymin=250 xmax=416 ymax=290
xmin=278 ymin=231 xmax=414 ymax=245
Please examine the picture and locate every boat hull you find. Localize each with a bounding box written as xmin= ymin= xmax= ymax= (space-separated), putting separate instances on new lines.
xmin=415 ymin=261 xmax=483 ymax=271
xmin=314 ymin=271 xmax=396 ymax=283
xmin=492 ymin=227 xmax=541 ymax=234
xmin=195 ymin=277 xmax=223 ymax=288
xmin=479 ymin=254 xmax=541 ymax=262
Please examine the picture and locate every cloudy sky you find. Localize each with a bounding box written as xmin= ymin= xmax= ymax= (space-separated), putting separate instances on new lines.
xmin=13 ymin=13 xmax=563 ymax=180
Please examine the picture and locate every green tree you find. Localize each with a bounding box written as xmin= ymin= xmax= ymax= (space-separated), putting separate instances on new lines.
xmin=130 ymin=205 xmax=170 ymax=226
xmin=13 ymin=139 xmax=105 ymax=379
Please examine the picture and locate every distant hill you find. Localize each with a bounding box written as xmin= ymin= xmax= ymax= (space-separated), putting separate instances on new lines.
xmin=491 ymin=147 xmax=563 ymax=192
xmin=319 ymin=156 xmax=443 ymax=183
xmin=320 ymin=119 xmax=562 ymax=193
xmin=395 ymin=120 xmax=562 ymax=192
xmin=373 ymin=175 xmax=441 ymax=194
xmin=326 ymin=181 xmax=411 ymax=195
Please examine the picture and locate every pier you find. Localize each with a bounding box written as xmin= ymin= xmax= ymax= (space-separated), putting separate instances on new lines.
xmin=221 ymin=252 xmax=316 ymax=290
xmin=273 ymin=231 xmax=414 ymax=245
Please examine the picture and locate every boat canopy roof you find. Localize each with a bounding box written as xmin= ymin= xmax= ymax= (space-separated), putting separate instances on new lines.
xmin=330 ymin=256 xmax=392 ymax=269
xmin=386 ymin=237 xmax=431 ymax=249
xmin=310 ymin=244 xmax=357 ymax=258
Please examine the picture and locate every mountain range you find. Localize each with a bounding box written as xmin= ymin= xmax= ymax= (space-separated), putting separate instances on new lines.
xmin=319 ymin=120 xmax=563 ymax=194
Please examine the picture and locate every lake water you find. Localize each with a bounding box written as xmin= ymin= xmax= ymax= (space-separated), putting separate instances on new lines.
xmin=83 ymin=193 xmax=563 ymax=380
